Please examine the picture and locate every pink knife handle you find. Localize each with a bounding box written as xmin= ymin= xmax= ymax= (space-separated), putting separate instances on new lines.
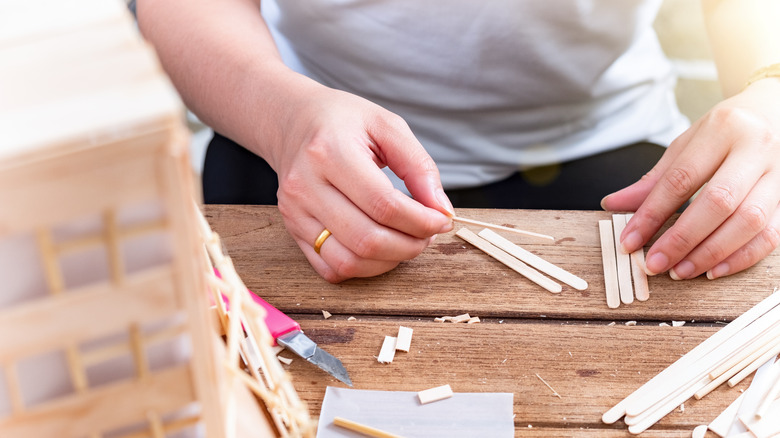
xmin=213 ymin=269 xmax=300 ymax=341
xmin=246 ymin=292 xmax=301 ymax=340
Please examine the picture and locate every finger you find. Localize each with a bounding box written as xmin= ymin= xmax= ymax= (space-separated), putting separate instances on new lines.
xmin=642 ymin=138 xmax=768 ymax=275
xmin=706 ymin=201 xmax=780 ymax=280
xmin=280 ymin=184 xmax=432 ymax=262
xmin=669 ymin=171 xmax=780 ymax=279
xmin=293 ymin=232 xmax=400 ymax=284
xmin=601 ymin=120 xmax=701 ymax=213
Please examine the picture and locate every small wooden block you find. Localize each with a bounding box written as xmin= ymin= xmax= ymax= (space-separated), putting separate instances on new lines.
xmin=395 ymin=326 xmax=413 ymax=352
xmin=598 ymin=220 xmax=621 ymax=309
xmin=450 ymin=313 xmax=471 ymax=323
xmin=417 ymin=384 xmax=454 ymax=405
xmin=377 ymin=336 xmax=397 ymax=364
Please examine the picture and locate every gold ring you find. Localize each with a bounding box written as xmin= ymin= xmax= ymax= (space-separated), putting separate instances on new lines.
xmin=313 ymin=229 xmax=332 ymax=254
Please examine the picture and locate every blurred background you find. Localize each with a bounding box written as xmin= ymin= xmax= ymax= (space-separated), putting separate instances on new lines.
xmin=169 ymin=0 xmax=724 ymax=183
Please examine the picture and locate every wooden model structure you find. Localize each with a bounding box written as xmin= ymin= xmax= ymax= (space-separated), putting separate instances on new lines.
xmin=0 ymin=1 xmax=313 ymax=436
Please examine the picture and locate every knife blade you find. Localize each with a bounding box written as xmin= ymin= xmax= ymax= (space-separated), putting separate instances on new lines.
xmin=247 ymin=293 xmax=352 ymax=386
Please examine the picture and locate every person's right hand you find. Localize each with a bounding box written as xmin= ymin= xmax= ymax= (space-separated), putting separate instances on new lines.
xmin=265 ymin=83 xmax=454 ymax=283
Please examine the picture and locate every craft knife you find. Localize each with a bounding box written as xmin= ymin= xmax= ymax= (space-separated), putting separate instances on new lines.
xmin=247 ymin=292 xmax=353 ymax=386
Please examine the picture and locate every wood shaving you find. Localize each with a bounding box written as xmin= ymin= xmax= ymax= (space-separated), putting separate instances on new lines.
xmin=625 ymin=321 xmax=637 ymax=326
xmin=535 ymin=373 xmax=561 ymax=398
xmin=672 ymin=320 xmax=686 ymax=327
xmin=322 ymin=310 xmax=332 ymax=319
xmin=450 ymin=313 xmax=471 ymax=323
xmin=277 ymin=355 xmax=293 ymax=365
xmin=347 ymin=316 xmax=357 ymax=321
xmin=467 ymin=317 xmax=481 ymax=324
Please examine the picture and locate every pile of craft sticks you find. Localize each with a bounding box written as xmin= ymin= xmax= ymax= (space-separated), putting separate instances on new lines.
xmin=603 ymin=291 xmax=780 ymax=435
xmin=455 ymin=226 xmax=588 ymax=293
xmin=598 ymin=213 xmax=649 ymax=308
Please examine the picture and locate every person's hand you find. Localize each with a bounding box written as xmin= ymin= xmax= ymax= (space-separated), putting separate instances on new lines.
xmin=601 ymin=78 xmax=780 ymax=280
xmin=266 ymin=84 xmax=454 ymax=283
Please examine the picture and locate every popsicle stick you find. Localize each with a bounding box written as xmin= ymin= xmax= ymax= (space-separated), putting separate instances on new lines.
xmin=450 ymin=215 xmax=554 ymax=241
xmin=612 ymin=214 xmax=634 ymax=304
xmin=729 ymin=341 xmax=780 ymax=387
xmin=333 ymin=417 xmax=404 ymax=438
xmin=377 ymin=336 xmax=396 ymax=364
xmin=478 ymin=229 xmax=588 ymax=290
xmin=417 ymin=384 xmax=454 ymax=404
xmin=602 ymin=291 xmax=780 ymax=425
xmin=625 ymin=214 xmax=650 ymax=301
xmin=456 ymin=228 xmax=562 ymax=293
xmin=395 ymin=326 xmax=413 ymax=352
xmin=598 ymin=220 xmax=620 ymax=309
xmin=754 ymin=360 xmax=780 ymax=419
xmin=710 ymin=321 xmax=780 ymax=380
xmin=708 ymin=393 xmax=744 ymax=437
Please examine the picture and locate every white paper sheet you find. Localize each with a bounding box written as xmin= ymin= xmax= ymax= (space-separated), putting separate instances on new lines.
xmin=316 ymin=386 xmax=514 ymax=438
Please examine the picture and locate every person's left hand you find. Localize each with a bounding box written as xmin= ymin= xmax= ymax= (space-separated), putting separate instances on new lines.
xmin=601 ymin=77 xmax=780 ymax=280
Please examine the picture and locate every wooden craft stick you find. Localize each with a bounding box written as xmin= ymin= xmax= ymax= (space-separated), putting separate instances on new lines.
xmin=456 ymin=228 xmax=562 ymax=293
xmin=754 ymin=360 xmax=780 ymax=419
xmin=478 ymin=228 xmax=588 ymax=291
xmin=625 ymin=214 xmax=650 ymax=301
xmin=612 ymin=214 xmax=634 ymax=304
xmin=598 ymin=220 xmax=621 ymax=309
xmin=626 ymin=305 xmax=780 ymax=422
xmin=709 ymin=321 xmax=780 ymax=380
xmin=377 ymin=336 xmax=397 ymax=364
xmin=417 ymin=384 xmax=454 ymax=404
xmin=333 ymin=417 xmax=405 ymax=438
xmin=696 ymin=333 xmax=780 ymax=400
xmin=602 ymin=291 xmax=780 ymax=425
xmin=450 ymin=215 xmax=554 ymax=241
xmin=708 ymin=392 xmax=744 ymax=437
xmin=729 ymin=338 xmax=780 ymax=387
xmin=395 ymin=326 xmax=413 ymax=352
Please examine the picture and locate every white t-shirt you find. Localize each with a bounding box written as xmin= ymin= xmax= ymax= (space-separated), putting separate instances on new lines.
xmin=263 ymin=0 xmax=689 ymax=191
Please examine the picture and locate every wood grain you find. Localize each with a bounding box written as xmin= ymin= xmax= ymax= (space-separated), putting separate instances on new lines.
xmin=205 ymin=206 xmax=779 ymax=321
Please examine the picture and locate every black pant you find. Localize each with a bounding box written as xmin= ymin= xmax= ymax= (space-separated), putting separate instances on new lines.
xmin=203 ymin=132 xmax=666 ymax=210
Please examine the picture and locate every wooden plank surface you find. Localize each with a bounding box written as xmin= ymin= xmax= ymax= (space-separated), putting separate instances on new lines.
xmin=205 ymin=205 xmax=780 ymax=436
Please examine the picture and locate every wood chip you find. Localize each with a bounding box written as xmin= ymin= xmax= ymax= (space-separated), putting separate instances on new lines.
xmin=433 ymin=317 xmax=446 ymax=322
xmin=377 ymin=336 xmax=397 ymax=364
xmin=467 ymin=317 xmax=481 ymax=324
xmin=417 ymin=384 xmax=454 ymax=405
xmin=322 ymin=310 xmax=332 ymax=319
xmin=672 ymin=321 xmax=686 ymax=327
xmin=347 ymin=316 xmax=357 ymax=321
xmin=450 ymin=313 xmax=471 ymax=323
xmin=277 ymin=355 xmax=293 ymax=365
xmin=395 ymin=326 xmax=413 ymax=352
xmin=625 ymin=321 xmax=637 ymax=326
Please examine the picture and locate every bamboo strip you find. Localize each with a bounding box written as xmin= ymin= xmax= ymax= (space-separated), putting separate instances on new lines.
xmin=3 ymin=363 xmax=25 ymax=414
xmin=146 ymin=411 xmax=165 ymax=438
xmin=81 ymin=323 xmax=188 ymax=367
xmin=35 ymin=227 xmax=64 ymax=294
xmin=65 ymin=342 xmax=88 ymax=393
xmin=103 ymin=209 xmax=124 ymax=286
xmin=333 ymin=417 xmax=405 ymax=438
xmin=478 ymin=228 xmax=588 ymax=290
xmin=129 ymin=323 xmax=149 ymax=380
xmin=450 ymin=215 xmax=554 ymax=241
xmin=54 ymin=219 xmax=168 ymax=253
xmin=456 ymin=228 xmax=562 ymax=293
xmin=598 ymin=220 xmax=620 ymax=309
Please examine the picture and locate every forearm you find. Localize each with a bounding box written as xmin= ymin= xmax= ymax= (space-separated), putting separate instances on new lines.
xmin=703 ymin=0 xmax=780 ymax=97
xmin=136 ymin=0 xmax=319 ymax=167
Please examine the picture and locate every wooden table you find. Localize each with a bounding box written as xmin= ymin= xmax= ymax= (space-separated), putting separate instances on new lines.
xmin=205 ymin=205 xmax=780 ymax=437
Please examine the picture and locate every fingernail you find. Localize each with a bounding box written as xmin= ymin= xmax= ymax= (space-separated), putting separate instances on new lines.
xmin=645 ymin=252 xmax=669 ymax=275
xmin=600 ymin=195 xmax=609 ymax=211
xmin=620 ymin=231 xmax=642 ymax=254
xmin=670 ymin=260 xmax=694 ymax=280
xmin=436 ymin=188 xmax=454 ymax=215
xmin=707 ymin=262 xmax=729 ymax=280
xmin=429 ymin=234 xmax=438 ymax=245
